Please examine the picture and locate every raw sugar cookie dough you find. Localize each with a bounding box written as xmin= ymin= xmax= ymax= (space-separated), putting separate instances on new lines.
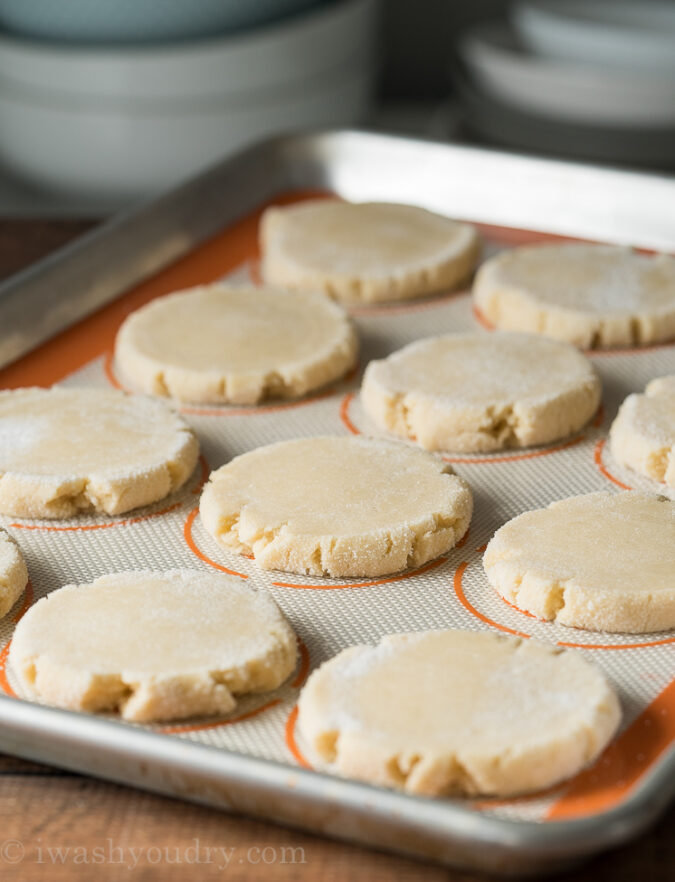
xmin=473 ymin=244 xmax=675 ymax=348
xmin=484 ymin=491 xmax=675 ymax=633
xmin=115 ymin=284 xmax=358 ymax=405
xmin=298 ymin=630 xmax=620 ymax=797
xmin=0 ymin=387 xmax=198 ymax=518
xmin=260 ymin=200 xmax=480 ymax=305
xmin=0 ymin=528 xmax=28 ymax=619
xmin=361 ymin=332 xmax=600 ymax=453
xmin=9 ymin=570 xmax=297 ymax=723
xmin=610 ymin=376 xmax=675 ymax=489
xmin=200 ymin=436 xmax=472 ymax=578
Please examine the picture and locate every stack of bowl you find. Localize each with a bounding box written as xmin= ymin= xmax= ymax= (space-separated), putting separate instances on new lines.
xmin=0 ymin=0 xmax=378 ymax=203
xmin=456 ymin=0 xmax=675 ymax=169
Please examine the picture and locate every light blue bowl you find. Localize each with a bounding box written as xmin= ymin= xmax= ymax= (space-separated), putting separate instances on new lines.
xmin=0 ymin=0 xmax=327 ymax=44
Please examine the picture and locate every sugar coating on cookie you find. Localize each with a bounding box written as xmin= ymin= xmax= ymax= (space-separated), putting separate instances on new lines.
xmin=484 ymin=491 xmax=675 ymax=633
xmin=610 ymin=376 xmax=675 ymax=488
xmin=0 ymin=387 xmax=198 ymax=518
xmin=361 ymin=332 xmax=600 ymax=453
xmin=260 ymin=200 xmax=480 ymax=304
xmin=200 ymin=436 xmax=472 ymax=578
xmin=9 ymin=570 xmax=297 ymax=723
xmin=298 ymin=630 xmax=620 ymax=797
xmin=473 ymin=244 xmax=675 ymax=348
xmin=0 ymin=528 xmax=28 ymax=619
xmin=115 ymin=284 xmax=358 ymax=405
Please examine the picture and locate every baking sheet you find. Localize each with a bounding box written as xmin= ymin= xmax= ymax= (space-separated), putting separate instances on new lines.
xmin=0 ymin=132 xmax=673 ymax=875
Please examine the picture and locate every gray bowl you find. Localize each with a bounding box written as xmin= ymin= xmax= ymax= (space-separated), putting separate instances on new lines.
xmin=455 ymin=67 xmax=675 ymax=172
xmin=0 ymin=0 xmax=327 ymax=44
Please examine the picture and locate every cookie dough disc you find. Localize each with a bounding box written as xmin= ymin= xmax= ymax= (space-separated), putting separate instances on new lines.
xmin=9 ymin=570 xmax=297 ymax=723
xmin=485 ymin=492 xmax=675 ymax=633
xmin=298 ymin=630 xmax=620 ymax=797
xmin=200 ymin=436 xmax=472 ymax=578
xmin=0 ymin=529 xmax=28 ymax=619
xmin=0 ymin=387 xmax=199 ymax=518
xmin=361 ymin=332 xmax=600 ymax=453
xmin=610 ymin=376 xmax=675 ymax=488
xmin=115 ymin=284 xmax=358 ymax=405
xmin=260 ymin=200 xmax=480 ymax=304
xmin=473 ymin=244 xmax=675 ymax=348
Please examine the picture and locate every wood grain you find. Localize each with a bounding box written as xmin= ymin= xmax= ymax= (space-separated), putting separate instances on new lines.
xmin=0 ymin=769 xmax=672 ymax=882
xmin=0 ymin=219 xmax=672 ymax=881
xmin=0 ymin=220 xmax=96 ymax=279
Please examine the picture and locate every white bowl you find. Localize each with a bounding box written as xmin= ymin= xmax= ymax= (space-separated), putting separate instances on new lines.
xmin=0 ymin=0 xmax=324 ymax=43
xmin=459 ymin=22 xmax=675 ymax=127
xmin=0 ymin=0 xmax=377 ymax=100
xmin=514 ymin=1 xmax=675 ymax=74
xmin=456 ymin=70 xmax=675 ymax=170
xmin=0 ymin=0 xmax=326 ymax=44
xmin=0 ymin=62 xmax=374 ymax=203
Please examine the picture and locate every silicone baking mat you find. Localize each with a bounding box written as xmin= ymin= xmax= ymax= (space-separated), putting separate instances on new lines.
xmin=0 ymin=193 xmax=673 ymax=827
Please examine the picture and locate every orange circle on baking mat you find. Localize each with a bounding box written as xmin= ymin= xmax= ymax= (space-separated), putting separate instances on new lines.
xmin=0 ymin=646 xmax=281 ymax=733
xmin=162 ymin=638 xmax=311 ymax=736
xmin=472 ymin=304 xmax=675 ymax=356
xmin=339 ymin=391 xmax=591 ymax=464
xmin=160 ymin=698 xmax=282 ymax=735
xmin=453 ymin=561 xmax=675 ymax=651
xmin=472 ymin=304 xmax=495 ymax=331
xmin=285 ymin=705 xmax=313 ymax=769
xmin=8 ymin=455 xmax=209 ymax=534
xmin=271 ymin=555 xmax=449 ymax=591
xmin=185 ymin=497 xmax=453 ymax=590
xmin=0 ymin=642 xmax=17 ymax=698
xmin=105 ymin=350 xmax=350 ymax=417
xmin=10 ymin=501 xmax=183 ymax=534
xmin=443 ymin=435 xmax=587 ymax=465
xmin=593 ymin=438 xmax=634 ymax=491
xmin=0 ymin=636 xmax=311 ymax=735
xmin=0 ymin=582 xmax=35 ymax=696
xmin=339 ymin=392 xmax=360 ymax=435
xmin=183 ymin=507 xmax=248 ymax=579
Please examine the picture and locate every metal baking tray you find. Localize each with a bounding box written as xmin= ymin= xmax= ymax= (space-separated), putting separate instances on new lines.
xmin=0 ymin=131 xmax=674 ymax=876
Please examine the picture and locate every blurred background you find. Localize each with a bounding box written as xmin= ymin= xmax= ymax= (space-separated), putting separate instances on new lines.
xmin=0 ymin=0 xmax=674 ymax=215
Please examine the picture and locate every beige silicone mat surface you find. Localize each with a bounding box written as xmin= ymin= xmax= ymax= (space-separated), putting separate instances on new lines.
xmin=0 ymin=203 xmax=673 ymax=826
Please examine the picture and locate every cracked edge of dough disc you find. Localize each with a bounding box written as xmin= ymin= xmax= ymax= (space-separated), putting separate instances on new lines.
xmin=609 ymin=375 xmax=675 ymax=488
xmin=199 ymin=436 xmax=473 ymax=578
xmin=0 ymin=528 xmax=28 ymax=619
xmin=483 ymin=491 xmax=675 ymax=633
xmin=360 ymin=333 xmax=601 ymax=453
xmin=0 ymin=388 xmax=199 ymax=519
xmin=114 ymin=284 xmax=358 ymax=405
xmin=473 ymin=245 xmax=675 ymax=349
xmin=297 ymin=630 xmax=621 ymax=797
xmin=259 ymin=201 xmax=481 ymax=305
xmin=8 ymin=570 xmax=298 ymax=723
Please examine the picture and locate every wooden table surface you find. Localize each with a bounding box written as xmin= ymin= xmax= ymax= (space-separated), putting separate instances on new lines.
xmin=0 ymin=220 xmax=672 ymax=881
